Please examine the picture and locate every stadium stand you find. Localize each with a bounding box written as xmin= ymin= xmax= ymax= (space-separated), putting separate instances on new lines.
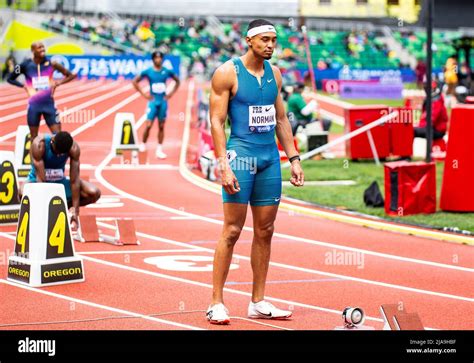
xmin=41 ymin=14 xmax=401 ymax=74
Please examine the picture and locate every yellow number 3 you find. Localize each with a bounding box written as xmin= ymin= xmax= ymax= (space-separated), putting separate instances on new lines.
xmin=49 ymin=211 xmax=66 ymax=254
xmin=0 ymin=171 xmax=14 ymax=204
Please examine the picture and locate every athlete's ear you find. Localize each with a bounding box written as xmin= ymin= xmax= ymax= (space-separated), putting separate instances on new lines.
xmin=246 ymin=36 xmax=252 ymax=48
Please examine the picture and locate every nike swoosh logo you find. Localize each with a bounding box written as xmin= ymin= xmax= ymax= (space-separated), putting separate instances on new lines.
xmin=267 ymin=79 xmax=273 ymax=83
xmin=257 ymin=310 xmax=272 ymax=317
xmin=265 ymin=107 xmax=272 ymax=112
xmin=274 ymin=198 xmax=280 ymax=202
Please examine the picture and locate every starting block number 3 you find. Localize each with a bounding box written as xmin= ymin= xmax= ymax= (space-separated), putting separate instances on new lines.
xmin=0 ymin=161 xmax=17 ymax=205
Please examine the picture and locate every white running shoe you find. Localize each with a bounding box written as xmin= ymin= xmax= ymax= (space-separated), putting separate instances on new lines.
xmin=206 ymin=303 xmax=230 ymax=325
xmin=155 ymin=149 xmax=167 ymax=159
xmin=248 ymin=300 xmax=292 ymax=320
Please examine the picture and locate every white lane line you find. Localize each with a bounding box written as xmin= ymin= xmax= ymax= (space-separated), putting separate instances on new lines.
xmin=0 ymin=81 xmax=125 ymax=124
xmin=105 ymin=165 xmax=179 ymax=171
xmin=93 ymin=222 xmax=474 ymax=303
xmin=70 ymin=93 xmax=146 ymax=138
xmin=179 ymin=82 xmax=474 ymax=266
xmin=0 ymin=80 xmax=104 ymax=110
xmin=0 ymin=207 xmax=443 ymax=326
xmin=78 ymin=249 xmax=196 ymax=255
xmin=0 ymin=79 xmax=88 ymax=102
xmin=79 ymin=254 xmax=385 ymax=325
xmin=0 ymin=83 xmax=138 ymax=143
xmin=0 ymin=279 xmax=202 ymax=330
xmin=96 ymin=150 xmax=474 ymax=274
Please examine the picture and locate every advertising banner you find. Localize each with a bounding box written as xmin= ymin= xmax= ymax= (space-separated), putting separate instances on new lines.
xmin=50 ymin=54 xmax=180 ymax=79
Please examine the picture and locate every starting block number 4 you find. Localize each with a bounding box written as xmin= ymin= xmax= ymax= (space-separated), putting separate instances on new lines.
xmin=47 ymin=197 xmax=74 ymax=258
xmin=8 ymin=183 xmax=84 ymax=287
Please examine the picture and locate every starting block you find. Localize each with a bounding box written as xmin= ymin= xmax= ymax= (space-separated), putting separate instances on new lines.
xmin=138 ymin=150 xmax=148 ymax=164
xmin=7 ymin=183 xmax=85 ymax=287
xmin=380 ymin=304 xmax=424 ymax=330
xmin=121 ymin=150 xmax=134 ymax=165
xmin=0 ymin=151 xmax=20 ymax=225
xmin=393 ymin=312 xmax=424 ymax=330
xmin=74 ymin=215 xmax=101 ymax=243
xmin=14 ymin=125 xmax=32 ymax=179
xmin=101 ymin=218 xmax=140 ymax=246
xmin=112 ymin=113 xmax=139 ymax=155
xmin=121 ymin=150 xmax=148 ymax=165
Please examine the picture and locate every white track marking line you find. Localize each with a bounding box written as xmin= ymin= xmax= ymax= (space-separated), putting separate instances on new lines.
xmin=91 ymin=223 xmax=474 ymax=303
xmin=0 ymin=83 xmax=139 ymax=143
xmin=105 ymin=165 xmax=179 ymax=171
xmin=0 ymin=279 xmax=202 ymax=330
xmin=0 ymin=81 xmax=125 ymax=124
xmin=0 ymin=80 xmax=104 ymax=110
xmin=0 ymin=79 xmax=88 ymax=102
xmin=90 ymin=85 xmax=473 ymax=303
xmin=179 ymin=86 xmax=474 ymax=267
xmin=78 ymin=249 xmax=196 ymax=255
xmin=69 ymin=91 xmax=146 ymax=138
xmin=96 ymin=152 xmax=474 ymax=274
xmin=79 ymin=254 xmax=385 ymax=324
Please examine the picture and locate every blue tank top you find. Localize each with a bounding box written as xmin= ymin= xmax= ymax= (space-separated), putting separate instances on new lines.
xmin=140 ymin=66 xmax=175 ymax=102
xmin=228 ymin=58 xmax=278 ymax=145
xmin=28 ymin=134 xmax=69 ymax=182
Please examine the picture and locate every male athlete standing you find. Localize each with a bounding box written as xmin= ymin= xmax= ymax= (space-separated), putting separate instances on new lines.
xmin=22 ymin=131 xmax=101 ymax=231
xmin=7 ymin=42 xmax=76 ymax=140
xmin=133 ymin=51 xmax=180 ymax=159
xmin=207 ymin=19 xmax=304 ymax=324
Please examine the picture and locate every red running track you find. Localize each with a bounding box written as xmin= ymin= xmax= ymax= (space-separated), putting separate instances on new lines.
xmin=0 ymin=80 xmax=473 ymax=330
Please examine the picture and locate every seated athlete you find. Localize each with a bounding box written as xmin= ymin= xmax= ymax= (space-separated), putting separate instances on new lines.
xmin=7 ymin=42 xmax=76 ymax=140
xmin=21 ymin=131 xmax=101 ymax=230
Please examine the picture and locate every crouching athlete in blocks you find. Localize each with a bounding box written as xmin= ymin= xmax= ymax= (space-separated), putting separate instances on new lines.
xmin=20 ymin=131 xmax=101 ymax=230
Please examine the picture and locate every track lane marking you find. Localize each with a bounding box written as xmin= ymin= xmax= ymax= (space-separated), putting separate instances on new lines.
xmin=0 ymin=279 xmax=202 ymax=330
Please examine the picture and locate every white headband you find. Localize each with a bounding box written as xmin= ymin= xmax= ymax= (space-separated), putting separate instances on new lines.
xmin=247 ymin=25 xmax=276 ymax=38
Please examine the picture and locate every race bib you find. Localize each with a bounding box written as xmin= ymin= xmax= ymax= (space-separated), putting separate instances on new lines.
xmin=151 ymin=82 xmax=166 ymax=94
xmin=249 ymin=105 xmax=276 ymax=133
xmin=32 ymin=76 xmax=50 ymax=91
xmin=45 ymin=169 xmax=64 ymax=182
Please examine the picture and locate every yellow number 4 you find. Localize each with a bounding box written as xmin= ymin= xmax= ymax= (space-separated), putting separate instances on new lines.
xmin=17 ymin=212 xmax=29 ymax=254
xmin=49 ymin=211 xmax=66 ymax=254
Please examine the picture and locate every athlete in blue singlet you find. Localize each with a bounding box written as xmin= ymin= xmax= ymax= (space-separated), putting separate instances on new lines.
xmin=7 ymin=42 xmax=76 ymax=140
xmin=206 ymin=19 xmax=305 ymax=324
xmin=23 ymin=131 xmax=101 ymax=230
xmin=133 ymin=51 xmax=180 ymax=159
